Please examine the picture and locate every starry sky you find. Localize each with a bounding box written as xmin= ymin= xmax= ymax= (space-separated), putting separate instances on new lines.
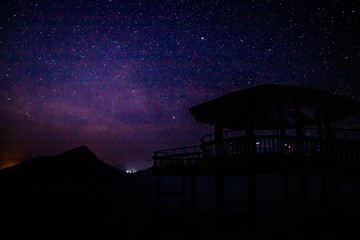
xmin=1 ymin=0 xmax=360 ymax=170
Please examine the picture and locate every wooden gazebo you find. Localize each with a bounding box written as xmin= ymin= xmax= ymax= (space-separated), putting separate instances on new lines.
xmin=152 ymin=84 xmax=360 ymax=229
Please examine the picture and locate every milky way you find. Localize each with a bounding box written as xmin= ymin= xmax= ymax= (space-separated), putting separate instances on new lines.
xmin=1 ymin=0 xmax=360 ymax=170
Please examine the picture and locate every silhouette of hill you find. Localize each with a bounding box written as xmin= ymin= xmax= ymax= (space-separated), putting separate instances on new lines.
xmin=0 ymin=146 xmax=155 ymax=239
xmin=1 ymin=145 xmax=125 ymax=180
xmin=0 ymin=146 xmax=130 ymax=198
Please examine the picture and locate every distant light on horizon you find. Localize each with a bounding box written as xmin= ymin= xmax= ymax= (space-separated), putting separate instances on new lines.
xmin=126 ymin=170 xmax=137 ymax=174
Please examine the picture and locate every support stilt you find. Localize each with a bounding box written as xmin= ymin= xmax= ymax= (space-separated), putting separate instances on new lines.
xmin=248 ymin=174 xmax=256 ymax=225
xmin=181 ymin=176 xmax=186 ymax=228
xmin=190 ymin=176 xmax=196 ymax=227
xmin=215 ymin=175 xmax=225 ymax=232
xmin=283 ymin=174 xmax=291 ymax=223
xmin=321 ymin=177 xmax=329 ymax=214
xmin=300 ymin=174 xmax=309 ymax=219
xmin=330 ymin=178 xmax=339 ymax=218
xmin=156 ymin=176 xmax=161 ymax=230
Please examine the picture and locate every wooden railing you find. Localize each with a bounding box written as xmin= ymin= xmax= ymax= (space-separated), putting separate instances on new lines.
xmin=201 ymin=135 xmax=296 ymax=157
xmin=153 ymin=135 xmax=360 ymax=168
xmin=320 ymin=138 xmax=360 ymax=165
xmin=153 ymin=146 xmax=201 ymax=167
xmin=201 ymin=130 xmax=244 ymax=144
xmin=200 ymin=135 xmax=328 ymax=157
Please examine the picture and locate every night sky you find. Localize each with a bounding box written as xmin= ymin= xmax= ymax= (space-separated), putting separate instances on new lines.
xmin=1 ymin=0 xmax=360 ymax=171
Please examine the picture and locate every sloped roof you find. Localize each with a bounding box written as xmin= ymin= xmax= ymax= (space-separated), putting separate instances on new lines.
xmin=189 ymin=84 xmax=360 ymax=130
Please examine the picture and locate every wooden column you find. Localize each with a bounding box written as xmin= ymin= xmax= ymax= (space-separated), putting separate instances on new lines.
xmin=316 ymin=109 xmax=329 ymax=213
xmin=214 ymin=116 xmax=223 ymax=157
xmin=323 ymin=105 xmax=339 ymax=216
xmin=246 ymin=109 xmax=255 ymax=154
xmin=316 ymin=109 xmax=324 ymax=140
xmin=280 ymin=128 xmax=285 ymax=154
xmin=214 ymin=115 xmax=225 ymax=232
xmin=283 ymin=174 xmax=291 ymax=223
xmin=324 ymin=114 xmax=332 ymax=140
xmin=245 ymin=108 xmax=256 ymax=225
xmin=214 ymin=117 xmax=223 ymax=141
xmin=248 ymin=174 xmax=256 ymax=225
xmin=324 ymin=109 xmax=333 ymax=165
xmin=316 ymin=109 xmax=324 ymax=159
xmin=294 ymin=98 xmax=303 ymax=156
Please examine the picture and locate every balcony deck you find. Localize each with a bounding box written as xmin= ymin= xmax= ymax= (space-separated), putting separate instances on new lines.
xmin=152 ymin=135 xmax=360 ymax=177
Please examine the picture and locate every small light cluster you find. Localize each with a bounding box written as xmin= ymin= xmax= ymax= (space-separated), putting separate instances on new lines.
xmin=126 ymin=170 xmax=136 ymax=174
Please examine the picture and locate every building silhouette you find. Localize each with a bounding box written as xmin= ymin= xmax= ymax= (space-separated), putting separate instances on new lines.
xmin=152 ymin=84 xmax=360 ymax=231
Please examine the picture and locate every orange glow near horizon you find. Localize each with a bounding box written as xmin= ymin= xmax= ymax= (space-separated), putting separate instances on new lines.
xmin=0 ymin=153 xmax=22 ymax=170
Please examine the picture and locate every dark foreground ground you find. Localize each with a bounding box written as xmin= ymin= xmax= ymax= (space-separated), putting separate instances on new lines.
xmin=2 ymin=147 xmax=360 ymax=239
xmin=4 ymin=215 xmax=360 ymax=240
